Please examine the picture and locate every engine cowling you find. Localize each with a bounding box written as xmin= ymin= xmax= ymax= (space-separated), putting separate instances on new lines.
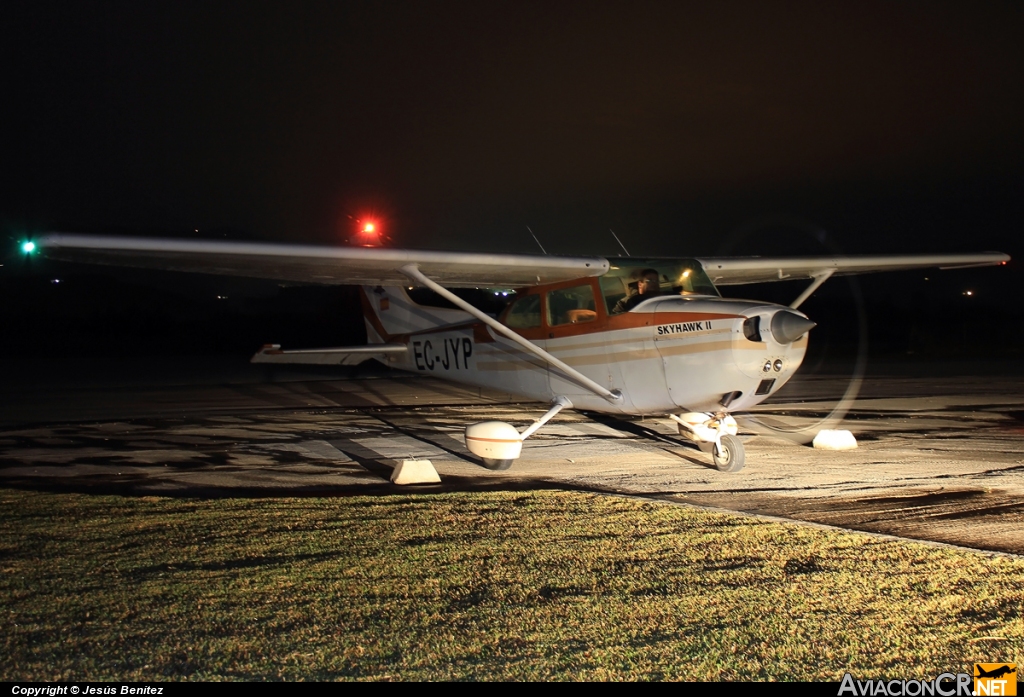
xmin=650 ymin=296 xmax=812 ymax=412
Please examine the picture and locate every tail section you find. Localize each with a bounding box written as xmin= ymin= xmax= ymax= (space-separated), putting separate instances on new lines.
xmin=359 ymin=286 xmax=470 ymax=343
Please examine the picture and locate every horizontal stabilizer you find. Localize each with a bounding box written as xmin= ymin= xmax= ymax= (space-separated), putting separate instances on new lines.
xmin=251 ymin=343 xmax=406 ymax=366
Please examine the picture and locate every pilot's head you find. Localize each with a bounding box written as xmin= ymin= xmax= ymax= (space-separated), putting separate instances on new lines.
xmin=638 ymin=269 xmax=660 ymax=295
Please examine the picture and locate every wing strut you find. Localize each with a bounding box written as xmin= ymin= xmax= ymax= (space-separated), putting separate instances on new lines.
xmin=521 ymin=396 xmax=572 ymax=440
xmin=399 ymin=264 xmax=624 ymax=404
xmin=789 ymin=269 xmax=835 ymax=309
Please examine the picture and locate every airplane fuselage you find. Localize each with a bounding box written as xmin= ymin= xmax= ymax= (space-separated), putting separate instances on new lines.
xmin=365 ymin=286 xmax=809 ymax=416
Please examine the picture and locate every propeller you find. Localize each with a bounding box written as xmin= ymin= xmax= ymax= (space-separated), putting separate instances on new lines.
xmin=717 ymin=219 xmax=869 ymax=445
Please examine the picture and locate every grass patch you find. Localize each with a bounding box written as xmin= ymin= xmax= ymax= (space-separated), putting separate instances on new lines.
xmin=1 ymin=488 xmax=1021 ymax=680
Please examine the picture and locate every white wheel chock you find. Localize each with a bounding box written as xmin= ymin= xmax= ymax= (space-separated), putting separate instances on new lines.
xmin=390 ymin=459 xmax=441 ymax=485
xmin=812 ymin=430 xmax=858 ymax=450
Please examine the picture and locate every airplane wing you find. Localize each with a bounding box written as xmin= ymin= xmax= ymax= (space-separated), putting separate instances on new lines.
xmin=697 ymin=253 xmax=1010 ymax=285
xmin=35 ymin=233 xmax=1008 ymax=288
xmin=35 ymin=233 xmax=608 ymax=288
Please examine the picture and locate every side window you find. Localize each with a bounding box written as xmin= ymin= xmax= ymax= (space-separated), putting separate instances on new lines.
xmin=546 ymin=284 xmax=597 ymax=326
xmin=504 ymin=294 xmax=541 ymax=329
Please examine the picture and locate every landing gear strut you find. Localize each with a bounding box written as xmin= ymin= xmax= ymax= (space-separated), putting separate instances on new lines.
xmin=465 ymin=397 xmax=573 ymax=470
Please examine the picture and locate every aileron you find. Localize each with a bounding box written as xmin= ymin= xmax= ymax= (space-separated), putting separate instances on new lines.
xmin=697 ymin=253 xmax=1009 ymax=285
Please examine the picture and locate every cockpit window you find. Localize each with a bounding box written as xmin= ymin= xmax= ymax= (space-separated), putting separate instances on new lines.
xmin=600 ymin=276 xmax=629 ymax=314
xmin=602 ymin=259 xmax=719 ymax=314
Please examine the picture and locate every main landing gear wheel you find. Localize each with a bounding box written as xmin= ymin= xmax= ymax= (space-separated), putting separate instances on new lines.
xmin=481 ymin=458 xmax=514 ymax=471
xmin=713 ymin=434 xmax=745 ymax=473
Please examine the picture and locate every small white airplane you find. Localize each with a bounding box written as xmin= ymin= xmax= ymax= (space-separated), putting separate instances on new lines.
xmin=31 ymin=233 xmax=1009 ymax=472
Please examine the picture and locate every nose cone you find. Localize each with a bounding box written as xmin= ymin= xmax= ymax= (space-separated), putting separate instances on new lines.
xmin=771 ymin=310 xmax=816 ymax=343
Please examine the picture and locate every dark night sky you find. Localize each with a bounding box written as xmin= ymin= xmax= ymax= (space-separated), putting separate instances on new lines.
xmin=2 ymin=2 xmax=1023 ymax=358
xmin=3 ymin=2 xmax=1022 ymax=249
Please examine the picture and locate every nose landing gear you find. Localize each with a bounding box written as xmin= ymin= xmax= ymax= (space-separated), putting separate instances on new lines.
xmin=670 ymin=412 xmax=745 ymax=473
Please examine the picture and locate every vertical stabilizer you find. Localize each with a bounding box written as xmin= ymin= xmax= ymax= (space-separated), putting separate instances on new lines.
xmin=359 ymin=286 xmax=470 ymax=343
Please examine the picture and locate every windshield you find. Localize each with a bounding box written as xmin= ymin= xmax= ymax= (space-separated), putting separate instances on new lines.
xmin=601 ymin=259 xmax=719 ymax=314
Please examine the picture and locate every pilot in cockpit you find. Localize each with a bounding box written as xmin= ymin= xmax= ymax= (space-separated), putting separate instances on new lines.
xmin=612 ymin=268 xmax=662 ymax=314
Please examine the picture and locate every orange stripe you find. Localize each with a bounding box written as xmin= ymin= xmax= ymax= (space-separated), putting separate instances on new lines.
xmin=608 ymin=311 xmax=741 ymax=330
xmin=541 ymin=311 xmax=742 ymax=339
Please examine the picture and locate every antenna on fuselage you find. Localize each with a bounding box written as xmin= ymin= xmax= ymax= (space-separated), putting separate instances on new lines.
xmin=610 ymin=229 xmax=630 ymax=256
xmin=527 ymin=226 xmax=548 ymax=255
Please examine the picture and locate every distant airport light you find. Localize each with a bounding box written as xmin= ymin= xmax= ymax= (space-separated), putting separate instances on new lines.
xmin=964 ymin=290 xmax=973 ymax=296
xmin=21 ymin=241 xmax=35 ymax=254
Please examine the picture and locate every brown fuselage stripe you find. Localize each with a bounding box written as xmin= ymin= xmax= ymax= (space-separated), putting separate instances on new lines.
xmin=473 ymin=335 xmax=807 ymax=371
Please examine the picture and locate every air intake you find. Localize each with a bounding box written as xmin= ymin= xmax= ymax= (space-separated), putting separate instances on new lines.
xmin=743 ymin=316 xmax=762 ymax=342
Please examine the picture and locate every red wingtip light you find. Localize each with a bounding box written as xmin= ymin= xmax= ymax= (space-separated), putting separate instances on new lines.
xmin=347 ymin=217 xmax=387 ymax=247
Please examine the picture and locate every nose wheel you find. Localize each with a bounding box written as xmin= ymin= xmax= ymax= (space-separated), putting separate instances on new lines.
xmin=712 ymin=434 xmax=745 ymax=473
xmin=670 ymin=412 xmax=745 ymax=473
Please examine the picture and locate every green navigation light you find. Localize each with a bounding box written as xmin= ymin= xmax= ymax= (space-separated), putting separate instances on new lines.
xmin=21 ymin=241 xmax=36 ymax=254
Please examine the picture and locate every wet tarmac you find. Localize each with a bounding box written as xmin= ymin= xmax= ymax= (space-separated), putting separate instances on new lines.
xmin=2 ymin=356 xmax=1023 ymax=555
